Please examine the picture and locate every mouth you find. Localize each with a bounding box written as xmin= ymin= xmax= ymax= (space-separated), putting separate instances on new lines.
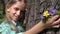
xmin=15 ymin=16 xmax=20 ymax=19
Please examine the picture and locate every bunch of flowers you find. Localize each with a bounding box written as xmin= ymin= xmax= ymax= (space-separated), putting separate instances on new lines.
xmin=40 ymin=7 xmax=57 ymax=23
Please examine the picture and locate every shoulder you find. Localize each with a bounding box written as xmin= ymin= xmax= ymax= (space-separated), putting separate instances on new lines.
xmin=0 ymin=21 xmax=11 ymax=32
xmin=1 ymin=20 xmax=11 ymax=28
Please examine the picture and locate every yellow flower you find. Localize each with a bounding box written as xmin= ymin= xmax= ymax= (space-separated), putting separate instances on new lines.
xmin=43 ymin=10 xmax=50 ymax=17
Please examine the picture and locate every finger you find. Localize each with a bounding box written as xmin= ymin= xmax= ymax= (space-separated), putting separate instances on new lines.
xmin=51 ymin=15 xmax=59 ymax=21
xmin=48 ymin=15 xmax=59 ymax=23
xmin=52 ymin=25 xmax=60 ymax=28
xmin=52 ymin=18 xmax=60 ymax=25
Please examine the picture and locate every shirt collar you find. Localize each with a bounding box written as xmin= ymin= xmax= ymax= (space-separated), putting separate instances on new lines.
xmin=4 ymin=20 xmax=19 ymax=26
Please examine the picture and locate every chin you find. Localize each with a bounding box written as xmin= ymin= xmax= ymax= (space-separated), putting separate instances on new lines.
xmin=11 ymin=17 xmax=18 ymax=21
xmin=13 ymin=19 xmax=17 ymax=21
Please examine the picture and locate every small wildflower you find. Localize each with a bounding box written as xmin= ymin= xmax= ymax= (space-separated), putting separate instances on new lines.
xmin=43 ymin=10 xmax=50 ymax=17
xmin=40 ymin=7 xmax=59 ymax=23
xmin=48 ymin=7 xmax=56 ymax=16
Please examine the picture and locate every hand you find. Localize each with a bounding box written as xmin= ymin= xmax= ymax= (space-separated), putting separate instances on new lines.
xmin=51 ymin=18 xmax=60 ymax=28
xmin=44 ymin=15 xmax=60 ymax=28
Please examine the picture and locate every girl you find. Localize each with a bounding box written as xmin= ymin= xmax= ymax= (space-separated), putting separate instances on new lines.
xmin=0 ymin=0 xmax=60 ymax=34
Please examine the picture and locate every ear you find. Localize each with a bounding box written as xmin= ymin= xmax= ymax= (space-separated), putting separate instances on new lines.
xmin=6 ymin=5 xmax=10 ymax=12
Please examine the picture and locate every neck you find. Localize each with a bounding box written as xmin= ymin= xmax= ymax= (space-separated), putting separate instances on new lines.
xmin=6 ymin=14 xmax=19 ymax=33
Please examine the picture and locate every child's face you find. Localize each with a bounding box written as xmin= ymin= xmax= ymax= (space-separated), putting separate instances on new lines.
xmin=6 ymin=2 xmax=25 ymax=21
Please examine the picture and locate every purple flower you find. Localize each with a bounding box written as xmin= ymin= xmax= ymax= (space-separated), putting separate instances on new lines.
xmin=40 ymin=14 xmax=44 ymax=19
xmin=47 ymin=8 xmax=56 ymax=16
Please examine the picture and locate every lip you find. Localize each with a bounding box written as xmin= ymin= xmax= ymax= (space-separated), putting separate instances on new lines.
xmin=14 ymin=17 xmax=18 ymax=21
xmin=15 ymin=16 xmax=19 ymax=19
xmin=15 ymin=16 xmax=20 ymax=19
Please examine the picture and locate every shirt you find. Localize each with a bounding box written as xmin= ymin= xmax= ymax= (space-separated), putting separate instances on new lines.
xmin=0 ymin=20 xmax=24 ymax=34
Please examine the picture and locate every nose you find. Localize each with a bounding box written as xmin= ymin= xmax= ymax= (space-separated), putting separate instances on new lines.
xmin=16 ymin=10 xmax=20 ymax=16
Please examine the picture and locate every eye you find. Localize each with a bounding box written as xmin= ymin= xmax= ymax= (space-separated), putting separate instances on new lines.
xmin=14 ymin=8 xmax=19 ymax=11
xmin=21 ymin=10 xmax=25 ymax=12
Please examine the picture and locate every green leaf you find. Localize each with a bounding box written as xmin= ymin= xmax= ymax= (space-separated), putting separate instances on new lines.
xmin=55 ymin=10 xmax=60 ymax=15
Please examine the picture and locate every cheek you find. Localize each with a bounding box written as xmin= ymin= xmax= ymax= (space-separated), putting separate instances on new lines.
xmin=9 ymin=12 xmax=14 ymax=18
xmin=10 ymin=8 xmax=16 ymax=15
xmin=9 ymin=11 xmax=16 ymax=20
xmin=9 ymin=10 xmax=16 ymax=18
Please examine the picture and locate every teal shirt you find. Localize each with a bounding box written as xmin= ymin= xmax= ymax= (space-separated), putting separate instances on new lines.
xmin=0 ymin=20 xmax=24 ymax=34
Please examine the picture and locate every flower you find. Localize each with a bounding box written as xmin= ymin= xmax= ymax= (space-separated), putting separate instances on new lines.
xmin=40 ymin=7 xmax=57 ymax=23
xmin=43 ymin=10 xmax=50 ymax=17
xmin=47 ymin=7 xmax=56 ymax=16
xmin=40 ymin=14 xmax=44 ymax=19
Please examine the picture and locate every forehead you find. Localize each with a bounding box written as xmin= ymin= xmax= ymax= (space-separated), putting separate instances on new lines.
xmin=11 ymin=2 xmax=26 ymax=9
